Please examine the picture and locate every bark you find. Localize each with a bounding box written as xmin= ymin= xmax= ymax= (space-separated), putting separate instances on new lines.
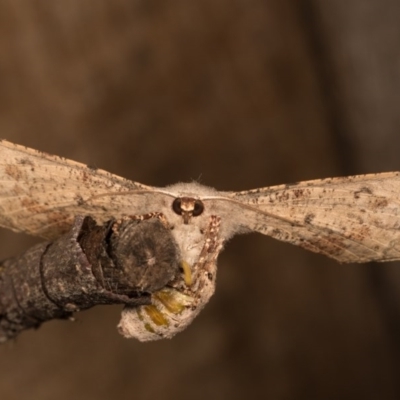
xmin=0 ymin=216 xmax=180 ymax=343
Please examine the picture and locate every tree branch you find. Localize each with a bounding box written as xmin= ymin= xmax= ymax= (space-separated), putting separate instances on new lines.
xmin=0 ymin=216 xmax=180 ymax=343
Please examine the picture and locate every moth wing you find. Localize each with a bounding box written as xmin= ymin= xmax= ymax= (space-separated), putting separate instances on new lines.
xmin=0 ymin=140 xmax=169 ymax=239
xmin=226 ymin=173 xmax=400 ymax=263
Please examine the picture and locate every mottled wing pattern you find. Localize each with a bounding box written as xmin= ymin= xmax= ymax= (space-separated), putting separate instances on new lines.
xmin=1 ymin=140 xmax=400 ymax=264
xmin=226 ymin=173 xmax=400 ymax=263
xmin=0 ymin=140 xmax=168 ymax=239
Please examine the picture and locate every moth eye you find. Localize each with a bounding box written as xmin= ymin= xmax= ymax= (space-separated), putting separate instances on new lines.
xmin=193 ymin=200 xmax=204 ymax=216
xmin=172 ymin=198 xmax=183 ymax=215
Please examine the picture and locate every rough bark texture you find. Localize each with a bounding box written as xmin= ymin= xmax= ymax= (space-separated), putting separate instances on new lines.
xmin=0 ymin=216 xmax=179 ymax=342
xmin=0 ymin=1 xmax=399 ymax=400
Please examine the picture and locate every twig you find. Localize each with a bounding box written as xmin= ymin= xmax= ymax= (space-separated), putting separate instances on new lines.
xmin=0 ymin=216 xmax=180 ymax=342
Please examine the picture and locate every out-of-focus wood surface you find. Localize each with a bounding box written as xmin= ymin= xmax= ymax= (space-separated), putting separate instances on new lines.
xmin=0 ymin=1 xmax=399 ymax=399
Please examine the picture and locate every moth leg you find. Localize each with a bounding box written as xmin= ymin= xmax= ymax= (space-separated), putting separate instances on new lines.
xmin=194 ymin=216 xmax=223 ymax=269
xmin=110 ymin=212 xmax=171 ymax=238
xmin=129 ymin=212 xmax=170 ymax=229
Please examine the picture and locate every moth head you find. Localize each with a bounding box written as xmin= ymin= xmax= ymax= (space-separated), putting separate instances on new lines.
xmin=172 ymin=197 xmax=204 ymax=224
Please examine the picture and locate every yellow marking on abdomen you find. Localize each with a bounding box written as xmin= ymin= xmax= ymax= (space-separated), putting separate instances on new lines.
xmin=143 ymin=305 xmax=169 ymax=326
xmin=181 ymin=260 xmax=192 ymax=286
xmin=154 ymin=289 xmax=187 ymax=314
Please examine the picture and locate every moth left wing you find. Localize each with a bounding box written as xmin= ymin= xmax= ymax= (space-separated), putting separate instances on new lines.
xmin=0 ymin=140 xmax=170 ymax=239
xmin=226 ymin=173 xmax=400 ymax=263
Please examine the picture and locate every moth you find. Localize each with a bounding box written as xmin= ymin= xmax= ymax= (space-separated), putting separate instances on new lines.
xmin=1 ymin=140 xmax=400 ymax=341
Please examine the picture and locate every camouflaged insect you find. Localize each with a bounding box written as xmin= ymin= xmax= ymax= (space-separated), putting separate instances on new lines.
xmin=1 ymin=140 xmax=400 ymax=341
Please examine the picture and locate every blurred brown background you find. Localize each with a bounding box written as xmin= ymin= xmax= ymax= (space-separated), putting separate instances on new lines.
xmin=1 ymin=1 xmax=400 ymax=399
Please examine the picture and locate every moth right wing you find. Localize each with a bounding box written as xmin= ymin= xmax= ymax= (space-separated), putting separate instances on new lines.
xmin=225 ymin=173 xmax=400 ymax=263
xmin=0 ymin=140 xmax=171 ymax=239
